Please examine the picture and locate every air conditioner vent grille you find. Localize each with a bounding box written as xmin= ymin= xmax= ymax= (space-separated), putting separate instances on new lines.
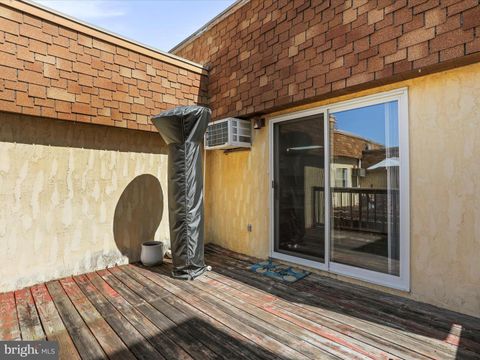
xmin=206 ymin=122 xmax=229 ymax=147
xmin=205 ymin=118 xmax=251 ymax=150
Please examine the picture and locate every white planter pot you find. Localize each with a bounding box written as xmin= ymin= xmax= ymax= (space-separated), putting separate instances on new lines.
xmin=140 ymin=241 xmax=164 ymax=266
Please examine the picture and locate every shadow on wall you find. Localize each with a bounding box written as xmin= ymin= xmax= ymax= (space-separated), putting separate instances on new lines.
xmin=0 ymin=112 xmax=167 ymax=154
xmin=113 ymin=174 xmax=164 ymax=262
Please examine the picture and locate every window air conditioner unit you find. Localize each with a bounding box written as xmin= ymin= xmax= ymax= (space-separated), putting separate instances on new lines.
xmin=204 ymin=118 xmax=251 ymax=150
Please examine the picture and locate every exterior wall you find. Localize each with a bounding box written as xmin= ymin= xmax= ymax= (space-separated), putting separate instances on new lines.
xmin=205 ymin=129 xmax=270 ymax=257
xmin=0 ymin=1 xmax=207 ymax=131
xmin=204 ymin=62 xmax=480 ymax=317
xmin=0 ymin=2 xmax=208 ymax=291
xmin=0 ymin=112 xmax=169 ymax=291
xmin=174 ymin=0 xmax=480 ymax=120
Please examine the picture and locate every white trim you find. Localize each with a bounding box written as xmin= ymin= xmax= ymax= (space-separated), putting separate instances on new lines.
xmin=323 ymin=109 xmax=331 ymax=267
xmin=329 ymin=262 xmax=409 ymax=291
xmin=268 ymin=87 xmax=410 ymax=292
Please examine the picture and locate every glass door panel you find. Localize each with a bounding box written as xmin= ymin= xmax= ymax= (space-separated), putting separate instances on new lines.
xmin=273 ymin=114 xmax=325 ymax=262
xmin=330 ymin=101 xmax=400 ymax=276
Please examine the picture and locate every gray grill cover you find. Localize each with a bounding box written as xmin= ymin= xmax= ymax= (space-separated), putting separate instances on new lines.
xmin=151 ymin=106 xmax=211 ymax=279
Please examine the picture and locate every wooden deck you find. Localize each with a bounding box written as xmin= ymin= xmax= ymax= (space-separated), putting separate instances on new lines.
xmin=1 ymin=245 xmax=479 ymax=360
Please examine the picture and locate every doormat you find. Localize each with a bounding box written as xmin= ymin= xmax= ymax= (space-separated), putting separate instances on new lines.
xmin=249 ymin=260 xmax=310 ymax=283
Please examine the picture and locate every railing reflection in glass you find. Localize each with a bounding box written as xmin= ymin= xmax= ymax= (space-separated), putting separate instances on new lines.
xmin=329 ymin=101 xmax=400 ymax=276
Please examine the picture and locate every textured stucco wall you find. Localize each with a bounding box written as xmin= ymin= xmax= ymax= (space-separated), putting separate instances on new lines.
xmin=204 ymin=62 xmax=480 ymax=317
xmin=0 ymin=113 xmax=169 ymax=291
xmin=408 ymin=63 xmax=480 ymax=317
xmin=205 ymin=127 xmax=270 ymax=258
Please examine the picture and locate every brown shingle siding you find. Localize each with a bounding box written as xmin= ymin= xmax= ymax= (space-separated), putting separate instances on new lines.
xmin=462 ymin=6 xmax=480 ymax=29
xmin=173 ymin=0 xmax=480 ymax=119
xmin=0 ymin=1 xmax=208 ymax=131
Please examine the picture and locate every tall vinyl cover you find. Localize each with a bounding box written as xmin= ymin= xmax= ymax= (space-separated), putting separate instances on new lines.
xmin=151 ymin=106 xmax=211 ymax=279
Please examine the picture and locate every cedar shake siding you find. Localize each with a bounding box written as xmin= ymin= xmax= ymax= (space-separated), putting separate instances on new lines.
xmin=173 ymin=0 xmax=480 ymax=119
xmin=0 ymin=0 xmax=208 ymax=132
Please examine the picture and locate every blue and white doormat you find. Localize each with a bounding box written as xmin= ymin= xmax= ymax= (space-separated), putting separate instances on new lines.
xmin=249 ymin=259 xmax=310 ymax=283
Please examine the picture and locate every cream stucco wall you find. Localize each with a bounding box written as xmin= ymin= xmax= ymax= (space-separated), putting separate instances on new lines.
xmin=204 ymin=62 xmax=480 ymax=317
xmin=205 ymin=128 xmax=270 ymax=258
xmin=0 ymin=113 xmax=169 ymax=291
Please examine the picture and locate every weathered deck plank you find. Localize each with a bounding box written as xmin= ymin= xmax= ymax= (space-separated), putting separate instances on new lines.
xmin=102 ymin=267 xmax=246 ymax=360
xmin=96 ymin=269 xmax=202 ymax=360
xmin=1 ymin=244 xmax=479 ymax=360
xmin=122 ymin=267 xmax=288 ymax=359
xmin=0 ymin=292 xmax=21 ymax=341
xmin=14 ymin=288 xmax=45 ymax=341
xmin=203 ymin=253 xmax=442 ymax=359
xmin=151 ymin=265 xmax=371 ymax=360
xmin=210 ymin=244 xmax=480 ymax=332
xmin=205 ymin=246 xmax=480 ymax=359
xmin=137 ymin=262 xmax=314 ymax=359
xmin=30 ymin=284 xmax=81 ymax=360
xmin=87 ymin=271 xmax=195 ymax=360
xmin=190 ymin=268 xmax=414 ymax=360
xmin=59 ymin=277 xmax=136 ymax=360
xmin=73 ymin=273 xmax=163 ymax=360
xmin=46 ymin=281 xmax=106 ymax=360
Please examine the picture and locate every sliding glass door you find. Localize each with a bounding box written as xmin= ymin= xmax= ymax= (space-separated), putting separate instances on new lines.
xmin=273 ymin=114 xmax=326 ymax=263
xmin=270 ymin=89 xmax=409 ymax=290
xmin=329 ymin=101 xmax=400 ymax=276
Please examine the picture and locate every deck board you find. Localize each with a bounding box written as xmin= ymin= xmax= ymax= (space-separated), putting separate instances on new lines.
xmin=205 ymin=246 xmax=480 ymax=359
xmin=30 ymin=284 xmax=81 ymax=360
xmin=14 ymin=288 xmax=45 ymax=341
xmin=203 ymin=265 xmax=433 ymax=359
xmin=151 ymin=266 xmax=341 ymax=359
xmin=59 ymin=277 xmax=136 ymax=360
xmin=106 ymin=266 xmax=254 ymax=360
xmin=75 ymin=273 xmax=162 ymax=360
xmin=98 ymin=268 xmax=205 ymax=360
xmin=204 ymin=251 xmax=436 ymax=358
xmin=0 ymin=292 xmax=21 ymax=341
xmin=129 ymin=264 xmax=305 ymax=360
xmin=194 ymin=269 xmax=416 ymax=360
xmin=46 ymin=280 xmax=106 ymax=360
xmin=125 ymin=265 xmax=292 ymax=360
xmin=1 ymin=244 xmax=479 ymax=360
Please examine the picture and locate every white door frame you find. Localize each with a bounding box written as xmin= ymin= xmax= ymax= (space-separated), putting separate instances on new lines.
xmin=269 ymin=108 xmax=329 ymax=271
xmin=268 ymin=88 xmax=410 ymax=291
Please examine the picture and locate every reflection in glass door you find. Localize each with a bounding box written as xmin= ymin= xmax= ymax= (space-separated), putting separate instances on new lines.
xmin=330 ymin=101 xmax=400 ymax=276
xmin=273 ymin=115 xmax=325 ymax=262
